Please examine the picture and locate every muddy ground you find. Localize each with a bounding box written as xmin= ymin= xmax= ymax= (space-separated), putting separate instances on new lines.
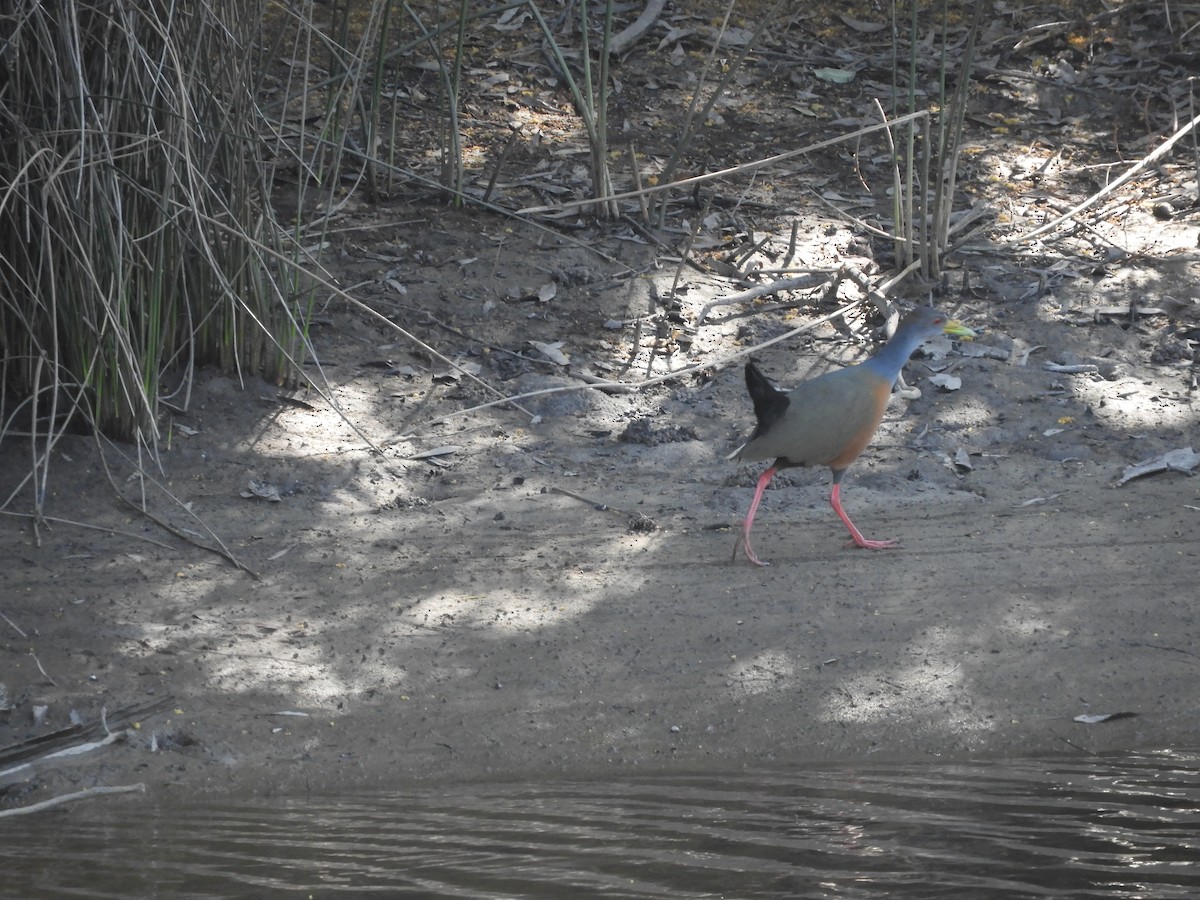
xmin=2 ymin=2 xmax=1199 ymax=807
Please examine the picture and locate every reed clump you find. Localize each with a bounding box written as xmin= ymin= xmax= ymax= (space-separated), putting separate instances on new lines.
xmin=0 ymin=0 xmax=301 ymax=455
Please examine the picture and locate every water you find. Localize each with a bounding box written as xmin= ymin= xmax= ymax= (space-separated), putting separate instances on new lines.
xmin=3 ymin=751 xmax=1198 ymax=898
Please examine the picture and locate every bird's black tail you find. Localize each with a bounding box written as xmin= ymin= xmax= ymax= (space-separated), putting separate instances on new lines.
xmin=744 ymin=361 xmax=789 ymax=439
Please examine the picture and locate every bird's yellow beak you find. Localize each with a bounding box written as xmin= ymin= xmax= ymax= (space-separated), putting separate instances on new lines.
xmin=943 ymin=319 xmax=975 ymax=340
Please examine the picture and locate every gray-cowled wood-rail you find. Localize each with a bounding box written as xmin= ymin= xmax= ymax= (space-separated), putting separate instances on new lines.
xmin=732 ymin=306 xmax=975 ymax=566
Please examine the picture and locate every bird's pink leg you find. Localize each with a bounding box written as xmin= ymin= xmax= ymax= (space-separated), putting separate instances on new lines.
xmin=733 ymin=466 xmax=775 ymax=566
xmin=830 ymin=482 xmax=898 ymax=550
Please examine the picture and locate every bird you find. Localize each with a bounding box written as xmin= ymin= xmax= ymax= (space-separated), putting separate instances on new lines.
xmin=731 ymin=306 xmax=975 ymax=566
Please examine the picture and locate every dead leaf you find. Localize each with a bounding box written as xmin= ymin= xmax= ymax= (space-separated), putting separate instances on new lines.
xmin=1044 ymin=362 xmax=1100 ymax=375
xmin=409 ymin=445 xmax=462 ymax=460
xmin=242 ymin=480 xmax=281 ymax=502
xmin=716 ymin=26 xmax=756 ymax=47
xmin=1014 ymin=493 xmax=1062 ymax=507
xmin=1005 ymin=339 xmax=1042 ymax=366
xmin=1117 ymin=447 xmax=1200 ymax=486
xmin=490 ymin=7 xmax=529 ymax=30
xmin=1074 ymin=712 xmax=1138 ymax=724
xmin=814 ymin=67 xmax=856 ymax=84
xmin=838 ymin=15 xmax=886 ymax=33
xmin=528 ymin=340 xmax=570 ymax=365
xmin=657 ymin=27 xmax=695 ymax=51
xmin=928 ymin=373 xmax=962 ymax=391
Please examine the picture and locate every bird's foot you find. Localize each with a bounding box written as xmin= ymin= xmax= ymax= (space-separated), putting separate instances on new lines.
xmin=732 ymin=531 xmax=771 ymax=566
xmin=844 ymin=536 xmax=899 ymax=550
xmin=744 ymin=549 xmax=771 ymax=567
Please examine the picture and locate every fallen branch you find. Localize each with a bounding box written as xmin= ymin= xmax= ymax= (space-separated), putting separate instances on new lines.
xmin=697 ymin=259 xmax=921 ymax=327
xmin=0 ymin=608 xmax=27 ymax=638
xmin=200 ymin=213 xmax=543 ymax=425
xmin=0 ymin=510 xmax=175 ymax=551
xmin=696 ymin=272 xmax=831 ymax=324
xmin=425 ymin=259 xmax=946 ymax=431
xmin=1009 ymin=109 xmax=1200 ymax=244
xmin=0 ymin=697 xmax=174 ymax=773
xmin=549 ymin=486 xmax=657 ymax=532
xmin=516 ymin=110 xmax=930 ymax=216
xmin=0 ymin=728 xmax=128 ymax=781
xmin=424 ymin=295 xmax=873 ymax=427
xmin=31 ymin=652 xmax=57 ymax=687
xmin=550 ymin=486 xmax=634 ymax=520
xmin=96 ymin=438 xmax=262 ymax=580
xmin=0 ymin=783 xmax=145 ymax=819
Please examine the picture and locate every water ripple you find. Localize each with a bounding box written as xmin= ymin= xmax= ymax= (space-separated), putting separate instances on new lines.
xmin=4 ymin=751 xmax=1199 ymax=898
